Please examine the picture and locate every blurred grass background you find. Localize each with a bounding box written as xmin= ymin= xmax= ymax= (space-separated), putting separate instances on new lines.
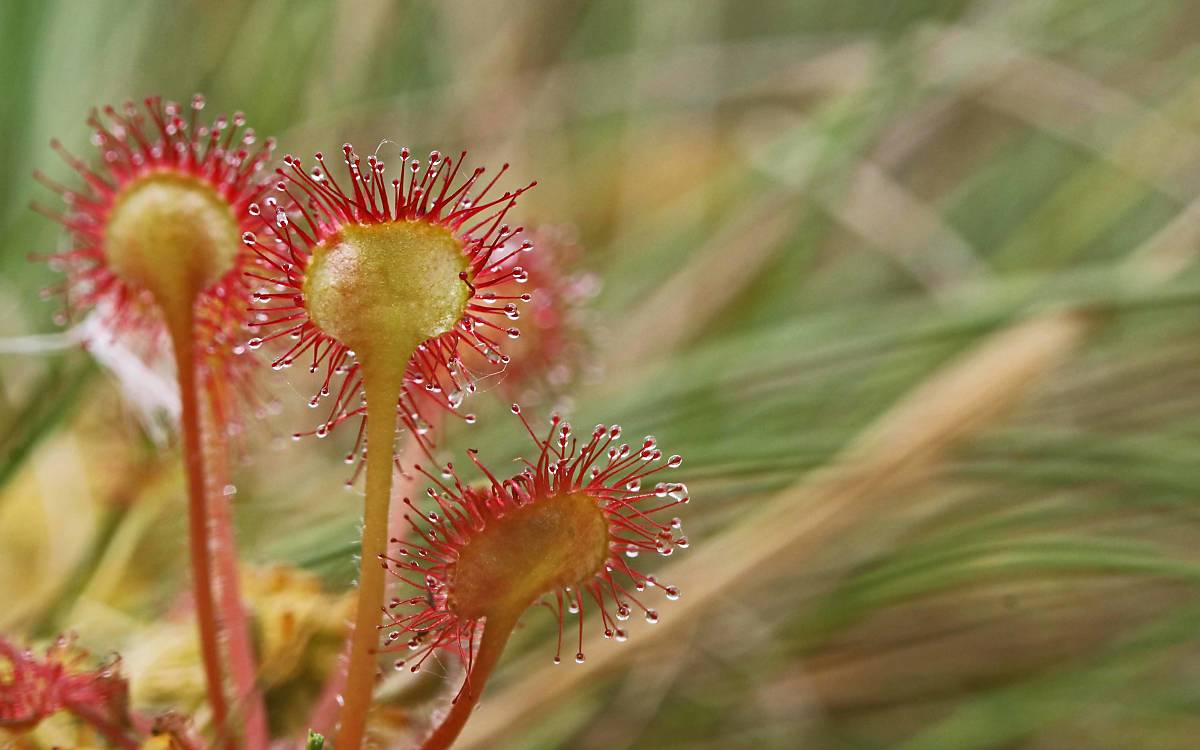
xmin=4 ymin=0 xmax=1200 ymax=748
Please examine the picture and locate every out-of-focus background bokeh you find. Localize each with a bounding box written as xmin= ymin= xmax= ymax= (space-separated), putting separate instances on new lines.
xmin=5 ymin=1 xmax=1200 ymax=748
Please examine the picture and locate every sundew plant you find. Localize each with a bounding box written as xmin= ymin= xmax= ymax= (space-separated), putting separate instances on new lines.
xmin=5 ymin=1 xmax=1200 ymax=749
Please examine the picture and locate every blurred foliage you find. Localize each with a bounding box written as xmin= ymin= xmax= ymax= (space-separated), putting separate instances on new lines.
xmin=4 ymin=1 xmax=1200 ymax=748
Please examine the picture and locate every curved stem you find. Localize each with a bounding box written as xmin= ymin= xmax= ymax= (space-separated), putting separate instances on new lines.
xmin=307 ymin=438 xmax=427 ymax=740
xmin=167 ymin=319 xmax=232 ymax=747
xmin=420 ymin=609 xmax=519 ymax=750
xmin=335 ymin=367 xmax=402 ymax=750
xmin=204 ymin=406 xmax=269 ymax=750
